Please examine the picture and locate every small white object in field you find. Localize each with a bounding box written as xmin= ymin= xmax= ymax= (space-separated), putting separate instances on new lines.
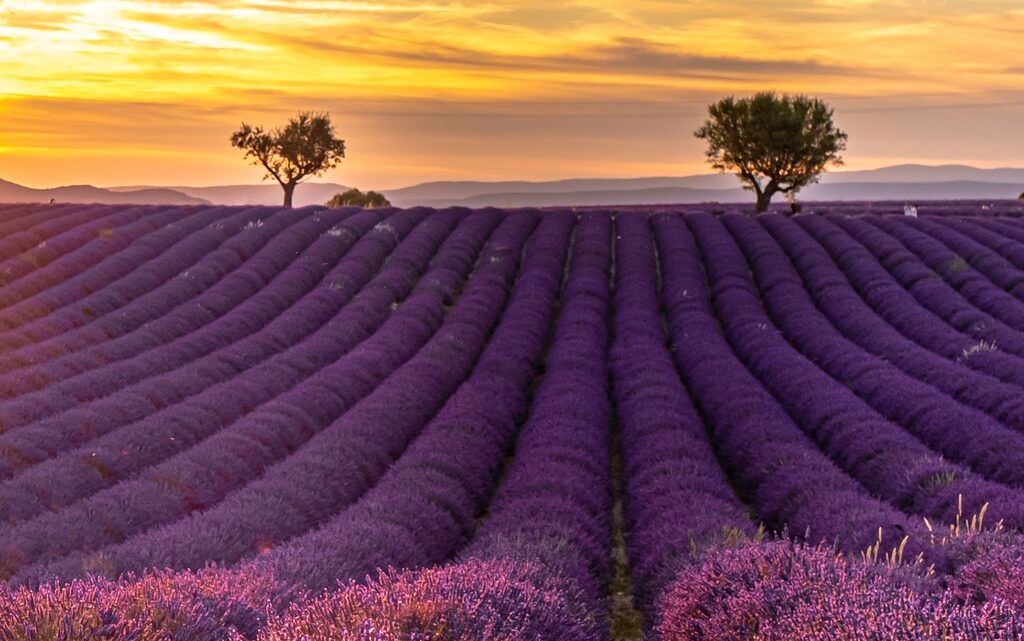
xmin=903 ymin=205 xmax=918 ymax=217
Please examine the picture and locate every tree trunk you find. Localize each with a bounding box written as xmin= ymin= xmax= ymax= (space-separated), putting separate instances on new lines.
xmin=754 ymin=190 xmax=774 ymax=213
xmin=282 ymin=183 xmax=296 ymax=208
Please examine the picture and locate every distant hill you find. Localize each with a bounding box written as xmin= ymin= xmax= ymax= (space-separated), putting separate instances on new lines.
xmin=800 ymin=180 xmax=1024 ymax=201
xmin=395 ymin=180 xmax=1023 ymax=209
xmin=0 ymin=179 xmax=206 ymax=205
xmin=4 ymin=164 xmax=1023 ymax=208
xmin=818 ymin=164 xmax=1024 ymax=185
xmin=432 ymin=186 xmax=746 ymax=208
xmin=384 ymin=164 xmax=1024 ymax=207
xmin=382 ymin=175 xmax=740 ymax=205
xmin=108 ymin=183 xmax=347 ymax=208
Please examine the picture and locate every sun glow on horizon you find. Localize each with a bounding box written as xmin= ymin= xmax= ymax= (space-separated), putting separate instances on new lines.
xmin=2 ymin=0 xmax=1023 ymax=188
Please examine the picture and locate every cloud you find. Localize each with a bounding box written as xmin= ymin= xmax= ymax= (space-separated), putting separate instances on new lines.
xmin=552 ymin=37 xmax=873 ymax=78
xmin=3 ymin=0 xmax=1024 ymax=187
xmin=262 ymin=30 xmax=874 ymax=84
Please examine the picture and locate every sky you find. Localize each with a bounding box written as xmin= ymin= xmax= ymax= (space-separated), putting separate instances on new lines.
xmin=1 ymin=0 xmax=1023 ymax=189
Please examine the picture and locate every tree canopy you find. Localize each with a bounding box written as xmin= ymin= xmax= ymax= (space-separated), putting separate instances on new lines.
xmin=695 ymin=92 xmax=847 ymax=213
xmin=326 ymin=188 xmax=391 ymax=209
xmin=230 ymin=111 xmax=346 ymax=207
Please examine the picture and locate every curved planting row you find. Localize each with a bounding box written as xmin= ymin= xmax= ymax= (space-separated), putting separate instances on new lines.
xmin=0 ymin=205 xmax=147 ymax=284
xmin=1 ymin=204 xmax=1024 ymax=640
xmin=0 ymin=208 xmax=360 ymax=387
xmin=798 ymin=216 xmax=1024 ymax=388
xmin=464 ymin=213 xmax=613 ymax=635
xmin=610 ymin=214 xmax=754 ymax=622
xmin=4 ymin=209 xmax=522 ymax=583
xmin=709 ymin=214 xmax=1024 ymax=523
xmin=888 ymin=216 xmax=1024 ymax=332
xmin=0 ymin=206 xmax=272 ymax=352
xmin=760 ymin=215 xmax=1024 ymax=437
xmin=0 ymin=206 xmax=190 ymax=311
xmin=0 ymin=206 xmax=270 ymax=341
xmin=651 ymin=213 xmax=931 ymax=561
xmin=242 ymin=211 xmax=576 ymax=591
xmin=0 ymin=210 xmax=419 ymax=473
xmin=941 ymin=216 xmax=1024 ymax=301
xmin=0 ymin=209 xmax=465 ymax=525
xmin=14 ymin=209 xmax=539 ymax=585
xmin=844 ymin=215 xmax=1024 ymax=356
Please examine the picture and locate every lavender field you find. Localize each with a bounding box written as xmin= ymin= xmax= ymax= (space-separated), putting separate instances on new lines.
xmin=2 ymin=201 xmax=1024 ymax=639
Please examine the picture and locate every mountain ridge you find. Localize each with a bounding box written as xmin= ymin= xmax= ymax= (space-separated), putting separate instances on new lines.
xmin=0 ymin=179 xmax=208 ymax=206
xmin=2 ymin=164 xmax=1022 ymax=207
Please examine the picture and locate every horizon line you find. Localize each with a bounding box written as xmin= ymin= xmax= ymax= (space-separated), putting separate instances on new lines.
xmin=6 ymin=162 xmax=1023 ymax=193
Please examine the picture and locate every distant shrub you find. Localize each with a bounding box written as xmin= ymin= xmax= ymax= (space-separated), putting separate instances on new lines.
xmin=657 ymin=540 xmax=1024 ymax=641
xmin=326 ymin=188 xmax=391 ymax=209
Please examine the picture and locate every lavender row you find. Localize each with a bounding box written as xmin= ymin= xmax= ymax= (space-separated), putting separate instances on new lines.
xmin=711 ymin=213 xmax=1024 ymax=525
xmin=0 ymin=210 xmax=463 ymax=526
xmin=845 ymin=215 xmax=1024 ymax=356
xmin=0 ymin=203 xmax=64 ymax=236
xmin=459 ymin=213 xmax=613 ymax=637
xmin=978 ymin=215 xmax=1024 ymax=247
xmin=940 ymin=216 xmax=1024 ymax=298
xmin=1 ymin=209 xmax=491 ymax=582
xmin=901 ymin=217 xmax=1024 ymax=331
xmin=903 ymin=215 xmax=1024 ymax=310
xmin=0 ymin=204 xmax=173 ymax=299
xmin=0 ymin=206 xmax=336 ymax=374
xmin=0 ymin=208 xmax=382 ymax=422
xmin=651 ymin=213 xmax=933 ymax=563
xmin=0 ymin=206 xmax=185 ymax=310
xmin=14 ymin=210 xmax=537 ymax=585
xmin=797 ymin=216 xmax=1024 ymax=388
xmin=0 ymin=205 xmax=271 ymax=346
xmin=568 ymin=201 xmax=1024 ymax=219
xmin=240 ymin=212 xmax=575 ymax=592
xmin=760 ymin=216 xmax=1024 ymax=439
xmin=0 ymin=205 xmax=132 ymax=267
xmin=0 ymin=207 xmax=329 ymax=376
xmin=0 ymin=204 xmax=236 ymax=334
xmin=0 ymin=209 xmax=391 ymax=467
xmin=611 ymin=214 xmax=755 ymax=617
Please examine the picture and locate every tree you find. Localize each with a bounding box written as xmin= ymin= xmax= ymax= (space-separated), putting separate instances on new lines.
xmin=326 ymin=188 xmax=391 ymax=209
xmin=1018 ymin=191 xmax=1024 ymax=201
xmin=695 ymin=92 xmax=847 ymax=213
xmin=230 ymin=111 xmax=346 ymax=207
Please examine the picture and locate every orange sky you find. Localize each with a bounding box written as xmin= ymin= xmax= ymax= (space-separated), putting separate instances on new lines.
xmin=2 ymin=0 xmax=1023 ymax=189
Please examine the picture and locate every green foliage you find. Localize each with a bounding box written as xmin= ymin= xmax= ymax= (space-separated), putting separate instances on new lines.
xmin=695 ymin=92 xmax=847 ymax=212
xmin=325 ymin=188 xmax=391 ymax=209
xmin=230 ymin=111 xmax=346 ymax=207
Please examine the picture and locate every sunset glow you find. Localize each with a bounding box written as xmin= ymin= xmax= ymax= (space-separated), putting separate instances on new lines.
xmin=2 ymin=0 xmax=1024 ymax=188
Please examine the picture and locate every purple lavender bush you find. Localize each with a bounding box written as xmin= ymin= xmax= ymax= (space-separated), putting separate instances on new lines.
xmin=0 ymin=567 xmax=299 ymax=641
xmin=942 ymin=530 xmax=1024 ymax=610
xmin=255 ymin=560 xmax=594 ymax=641
xmin=657 ymin=540 xmax=1024 ymax=641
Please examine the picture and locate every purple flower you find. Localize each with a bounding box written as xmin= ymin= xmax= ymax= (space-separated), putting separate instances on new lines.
xmin=657 ymin=540 xmax=1024 ymax=641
